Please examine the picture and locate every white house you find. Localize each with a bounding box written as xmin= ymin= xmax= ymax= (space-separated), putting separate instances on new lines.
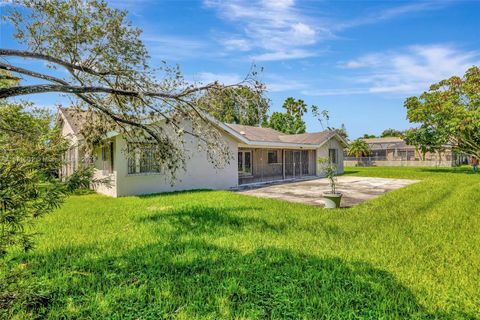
xmin=58 ymin=108 xmax=347 ymax=197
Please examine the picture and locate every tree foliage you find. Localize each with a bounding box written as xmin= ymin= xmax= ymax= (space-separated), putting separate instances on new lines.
xmin=317 ymin=157 xmax=338 ymax=194
xmin=381 ymin=128 xmax=403 ymax=138
xmin=263 ymin=112 xmax=306 ymax=134
xmin=197 ymin=87 xmax=269 ymax=126
xmin=347 ymin=139 xmax=371 ymax=158
xmin=335 ymin=124 xmax=349 ymax=142
xmin=404 ymin=66 xmax=480 ymax=158
xmin=404 ymin=127 xmax=446 ymax=160
xmin=263 ymin=97 xmax=307 ymax=134
xmin=362 ymin=134 xmax=376 ymax=139
xmin=0 ymin=103 xmax=95 ymax=256
xmin=311 ymin=106 xmax=348 ymax=141
xmin=0 ymin=0 xmax=264 ymax=181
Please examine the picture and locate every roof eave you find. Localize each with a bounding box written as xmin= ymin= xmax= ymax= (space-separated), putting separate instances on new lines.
xmin=238 ymin=141 xmax=319 ymax=149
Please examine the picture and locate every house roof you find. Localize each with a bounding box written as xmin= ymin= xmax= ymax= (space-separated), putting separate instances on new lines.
xmin=226 ymin=123 xmax=341 ymax=146
xmin=58 ymin=107 xmax=346 ymax=148
xmin=57 ymin=107 xmax=93 ymax=135
xmin=362 ymin=137 xmax=404 ymax=144
xmin=362 ymin=137 xmax=418 ymax=150
xmin=225 ymin=124 xmax=285 ymax=142
xmin=363 ymin=136 xmax=454 ymax=151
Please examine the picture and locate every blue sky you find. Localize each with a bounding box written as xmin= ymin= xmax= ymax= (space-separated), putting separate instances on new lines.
xmin=1 ymin=0 xmax=479 ymax=138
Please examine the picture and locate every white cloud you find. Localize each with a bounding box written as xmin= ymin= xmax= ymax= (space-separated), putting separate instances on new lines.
xmin=252 ymin=49 xmax=317 ymax=61
xmin=291 ymin=22 xmax=316 ymax=45
xmin=301 ymin=88 xmax=372 ymax=96
xmin=262 ymin=74 xmax=308 ymax=92
xmin=204 ymin=0 xmax=323 ymax=61
xmin=331 ymin=44 xmax=480 ymax=95
xmin=204 ymin=0 xmax=453 ymax=62
xmin=261 ymin=0 xmax=294 ymax=9
xmin=223 ymin=38 xmax=252 ymax=51
xmin=339 ymin=53 xmax=384 ymax=69
xmin=141 ymin=34 xmax=208 ymax=60
xmin=335 ymin=1 xmax=452 ymax=30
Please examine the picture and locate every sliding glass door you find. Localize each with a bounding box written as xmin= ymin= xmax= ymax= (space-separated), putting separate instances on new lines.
xmin=238 ymin=150 xmax=252 ymax=175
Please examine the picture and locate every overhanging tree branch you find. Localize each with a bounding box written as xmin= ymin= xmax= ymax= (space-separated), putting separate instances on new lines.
xmin=0 ymin=62 xmax=70 ymax=85
xmin=0 ymin=62 xmax=213 ymax=144
xmin=0 ymin=48 xmax=113 ymax=76
xmin=0 ymin=83 xmax=223 ymax=100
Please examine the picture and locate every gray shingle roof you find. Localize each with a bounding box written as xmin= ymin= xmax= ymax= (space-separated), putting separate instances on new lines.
xmin=226 ymin=123 xmax=336 ymax=145
xmin=59 ymin=108 xmax=341 ymax=147
xmin=362 ymin=137 xmax=414 ymax=150
xmin=58 ymin=107 xmax=92 ymax=135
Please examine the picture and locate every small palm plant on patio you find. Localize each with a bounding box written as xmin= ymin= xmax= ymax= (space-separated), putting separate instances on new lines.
xmin=318 ymin=157 xmax=342 ymax=208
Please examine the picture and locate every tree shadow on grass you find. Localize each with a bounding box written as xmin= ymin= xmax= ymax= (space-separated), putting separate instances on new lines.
xmin=3 ymin=239 xmax=454 ymax=319
xmin=135 ymin=189 xmax=216 ymax=198
xmin=419 ymin=167 xmax=471 ymax=175
xmin=138 ymin=205 xmax=287 ymax=235
xmin=341 ymin=170 xmax=360 ymax=176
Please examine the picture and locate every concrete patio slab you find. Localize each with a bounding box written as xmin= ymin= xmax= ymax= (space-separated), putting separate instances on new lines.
xmin=237 ymin=176 xmax=419 ymax=208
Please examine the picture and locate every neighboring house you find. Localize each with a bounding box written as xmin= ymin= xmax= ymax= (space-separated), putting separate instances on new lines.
xmin=344 ymin=136 xmax=463 ymax=167
xmin=57 ymin=108 xmax=347 ymax=197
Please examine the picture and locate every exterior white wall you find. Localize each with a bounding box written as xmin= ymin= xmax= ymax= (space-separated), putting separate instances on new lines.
xmin=113 ymin=131 xmax=239 ymax=197
xmin=92 ymin=142 xmax=118 ymax=197
xmin=58 ymin=112 xmax=81 ymax=178
xmin=316 ymin=138 xmax=345 ymax=176
xmin=58 ymin=112 xmax=80 ymax=145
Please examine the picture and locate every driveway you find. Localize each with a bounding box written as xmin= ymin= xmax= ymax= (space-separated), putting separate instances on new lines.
xmin=237 ymin=176 xmax=418 ymax=208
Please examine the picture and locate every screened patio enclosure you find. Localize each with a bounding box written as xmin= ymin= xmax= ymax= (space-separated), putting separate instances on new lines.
xmin=238 ymin=148 xmax=316 ymax=185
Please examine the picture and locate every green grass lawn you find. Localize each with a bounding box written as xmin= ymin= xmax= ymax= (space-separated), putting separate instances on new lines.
xmin=1 ymin=167 xmax=479 ymax=319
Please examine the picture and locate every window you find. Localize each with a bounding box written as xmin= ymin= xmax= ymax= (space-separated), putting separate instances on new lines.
xmin=127 ymin=143 xmax=161 ymax=174
xmin=102 ymin=142 xmax=114 ymax=174
xmin=328 ymin=148 xmax=337 ymax=164
xmin=397 ymin=150 xmax=415 ymax=160
xmin=407 ymin=150 xmax=415 ymax=160
xmin=238 ymin=150 xmax=252 ymax=175
xmin=302 ymin=150 xmax=309 ymax=174
xmin=372 ymin=150 xmax=386 ymax=159
xmin=268 ymin=150 xmax=279 ymax=164
xmin=63 ymin=146 xmax=78 ymax=177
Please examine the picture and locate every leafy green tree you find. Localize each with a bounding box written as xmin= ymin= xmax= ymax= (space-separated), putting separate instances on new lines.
xmin=405 ymin=66 xmax=480 ymax=158
xmin=404 ymin=127 xmax=447 ymax=160
xmin=0 ymin=103 xmax=95 ymax=256
xmin=263 ymin=97 xmax=307 ymax=134
xmin=362 ymin=134 xmax=376 ymax=139
xmin=335 ymin=124 xmax=349 ymax=141
xmin=381 ymin=128 xmax=403 ymax=138
xmin=0 ymin=70 xmax=20 ymax=88
xmin=282 ymin=97 xmax=307 ymax=118
xmin=198 ymin=87 xmax=270 ymax=126
xmin=347 ymin=139 xmax=371 ymax=158
xmin=263 ymin=112 xmax=306 ymax=134
xmin=0 ymin=0 xmax=264 ymax=181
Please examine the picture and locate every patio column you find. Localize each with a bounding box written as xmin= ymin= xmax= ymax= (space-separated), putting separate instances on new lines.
xmin=282 ymin=149 xmax=285 ymax=180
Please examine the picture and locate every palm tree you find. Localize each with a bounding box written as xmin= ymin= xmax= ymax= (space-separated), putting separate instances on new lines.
xmin=347 ymin=139 xmax=371 ymax=164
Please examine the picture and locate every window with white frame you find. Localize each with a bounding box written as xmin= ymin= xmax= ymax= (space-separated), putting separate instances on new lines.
xmin=102 ymin=142 xmax=114 ymax=174
xmin=63 ymin=146 xmax=78 ymax=177
xmin=127 ymin=143 xmax=161 ymax=174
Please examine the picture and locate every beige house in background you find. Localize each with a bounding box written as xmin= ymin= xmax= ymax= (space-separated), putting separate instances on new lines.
xmin=58 ymin=108 xmax=347 ymax=197
xmin=344 ymin=136 xmax=461 ymax=167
